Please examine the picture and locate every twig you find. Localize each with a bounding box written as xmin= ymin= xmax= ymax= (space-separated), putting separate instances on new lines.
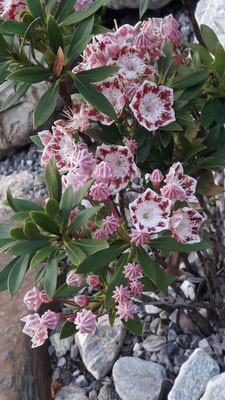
xmin=181 ymin=0 xmax=206 ymax=47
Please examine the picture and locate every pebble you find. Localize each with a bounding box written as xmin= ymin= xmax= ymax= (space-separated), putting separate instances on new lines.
xmin=70 ymin=344 xmax=79 ymax=361
xmin=113 ymin=357 xmax=166 ymax=400
xmin=143 ymin=335 xmax=167 ymax=352
xmin=50 ymin=333 xmax=73 ymax=358
xmin=201 ymin=372 xmax=225 ymax=400
xmin=76 ymin=375 xmax=88 ymax=388
xmin=55 ymin=386 xmax=88 ymax=400
xmin=57 ymin=357 xmax=66 ymax=368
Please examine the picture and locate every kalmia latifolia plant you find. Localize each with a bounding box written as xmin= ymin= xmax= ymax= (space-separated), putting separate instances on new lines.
xmin=0 ymin=0 xmax=225 ymax=347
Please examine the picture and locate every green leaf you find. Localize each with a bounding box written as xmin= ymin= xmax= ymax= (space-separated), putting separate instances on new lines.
xmin=108 ymin=306 xmax=115 ymax=328
xmin=182 ymin=144 xmax=207 ymax=161
xmin=7 ymin=239 xmax=50 ymax=256
xmin=200 ymin=24 xmax=219 ymax=52
xmin=6 ymin=187 xmax=19 ymax=212
xmin=60 ymin=321 xmax=77 ymax=339
xmin=7 ymin=67 xmax=51 ymax=83
xmin=30 ymin=211 xmax=60 ymax=235
xmin=35 ymin=266 xmax=46 ymax=286
xmin=26 ymin=0 xmax=44 ymax=23
xmin=150 ymin=236 xmax=212 ymax=252
xmin=33 ymin=82 xmax=59 ymax=128
xmin=74 ymin=239 xmax=109 ymax=256
xmin=216 ymin=99 xmax=225 ymax=125
xmin=172 ymin=70 xmax=210 ymax=90
xmin=122 ymin=314 xmax=142 ymax=336
xmin=44 ymin=255 xmax=58 ymax=299
xmin=0 ymin=21 xmax=28 ymax=35
xmin=160 ymin=122 xmax=183 ymax=131
xmin=94 ymin=122 xmax=122 ymax=145
xmin=23 ymin=222 xmax=44 ymax=239
xmin=76 ymin=66 xmax=120 ymax=82
xmin=55 ymin=281 xmax=86 ymax=297
xmin=8 ymin=255 xmax=30 ymax=296
xmin=46 ymin=0 xmax=58 ymax=13
xmin=136 ymin=135 xmax=151 ymax=164
xmin=47 ymin=15 xmax=64 ymax=54
xmin=0 ymin=224 xmax=13 ymax=239
xmin=72 ymin=179 xmax=94 ymax=208
xmin=9 ymin=212 xmax=29 ymax=221
xmin=67 ymin=34 xmax=91 ymax=61
xmin=65 ymin=241 xmax=85 ymax=265
xmin=68 ymin=15 xmax=94 ymax=59
xmin=30 ymin=244 xmax=54 ymax=269
xmin=55 ymin=0 xmax=76 ymax=23
xmin=137 ymin=246 xmax=157 ymax=284
xmin=140 ymin=277 xmax=157 ymax=292
xmin=92 ymin=25 xmax=110 ymax=35
xmin=5 ymin=197 xmax=44 ymax=212
xmin=139 ymin=0 xmax=150 ymax=18
xmin=0 ymin=257 xmax=19 ymax=292
xmin=45 ymin=157 xmax=62 ymax=202
xmin=45 ymin=198 xmax=59 ymax=219
xmin=188 ymin=42 xmax=213 ymax=64
xmin=214 ymin=43 xmax=225 ymax=78
xmin=30 ymin=135 xmax=44 ymax=148
xmin=76 ymin=242 xmax=128 ymax=274
xmin=59 ymin=185 xmax=73 ymax=227
xmin=104 ymin=253 xmax=129 ymax=309
xmin=1 ymin=82 xmax=30 ymax=111
xmin=59 ymin=0 xmax=110 ymax=26
xmin=160 ymin=131 xmax=172 ymax=148
xmin=201 ymin=99 xmax=217 ymax=128
xmin=10 ymin=227 xmax=26 ymax=240
xmin=74 ymin=76 xmax=117 ymax=121
xmin=68 ymin=206 xmax=103 ymax=233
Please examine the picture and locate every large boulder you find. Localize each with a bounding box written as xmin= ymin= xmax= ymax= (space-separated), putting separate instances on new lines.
xmin=106 ymin=0 xmax=172 ymax=10
xmin=195 ymin=0 xmax=225 ymax=47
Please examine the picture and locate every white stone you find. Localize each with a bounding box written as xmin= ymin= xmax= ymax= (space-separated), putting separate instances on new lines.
xmin=200 ymin=372 xmax=225 ymax=400
xmin=75 ymin=314 xmax=126 ymax=379
xmin=50 ymin=333 xmax=73 ymax=357
xmin=195 ymin=0 xmax=225 ymax=47
xmin=113 ymin=357 xmax=166 ymax=400
xmin=106 ymin=0 xmax=172 ymax=10
xmin=181 ymin=281 xmax=195 ymax=300
xmin=55 ymin=386 xmax=88 ymax=400
xmin=143 ymin=335 xmax=167 ymax=352
xmin=168 ymin=349 xmax=220 ymax=400
xmin=145 ymin=305 xmax=162 ymax=314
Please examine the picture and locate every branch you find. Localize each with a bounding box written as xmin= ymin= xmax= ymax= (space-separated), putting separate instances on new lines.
xmin=181 ymin=0 xmax=206 ymax=47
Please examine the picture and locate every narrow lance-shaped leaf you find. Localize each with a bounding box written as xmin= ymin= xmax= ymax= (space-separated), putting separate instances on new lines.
xmin=59 ymin=0 xmax=110 ymax=26
xmin=1 ymin=82 xmax=30 ymax=111
xmin=122 ymin=314 xmax=142 ymax=336
xmin=0 ymin=257 xmax=20 ymax=292
xmin=76 ymin=66 xmax=120 ymax=82
xmin=59 ymin=185 xmax=73 ymax=227
xmin=7 ymin=67 xmax=51 ymax=83
xmin=30 ymin=243 xmax=54 ymax=269
xmin=55 ymin=0 xmax=76 ymax=23
xmin=65 ymin=242 xmax=85 ymax=265
xmin=44 ymin=255 xmax=58 ymax=300
xmin=8 ymin=255 xmax=30 ymax=296
xmin=68 ymin=206 xmax=103 ymax=233
xmin=139 ymin=0 xmax=150 ymax=18
xmin=30 ymin=211 xmax=60 ymax=235
xmin=33 ymin=82 xmax=59 ymax=128
xmin=47 ymin=15 xmax=64 ymax=54
xmin=72 ymin=179 xmax=94 ymax=208
xmin=44 ymin=156 xmax=62 ymax=202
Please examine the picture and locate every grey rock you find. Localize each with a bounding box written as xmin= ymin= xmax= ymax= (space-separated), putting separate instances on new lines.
xmin=106 ymin=0 xmax=172 ymax=10
xmin=168 ymin=349 xmax=220 ymax=400
xmin=71 ymin=344 xmax=79 ymax=360
xmin=57 ymin=357 xmax=66 ymax=367
xmin=55 ymin=386 xmax=88 ymax=400
xmin=50 ymin=333 xmax=73 ymax=357
xmin=52 ymin=368 xmax=61 ymax=382
xmin=113 ymin=357 xmax=166 ymax=400
xmin=98 ymin=385 xmax=120 ymax=400
xmin=169 ymin=310 xmax=179 ymax=323
xmin=198 ymin=338 xmax=213 ymax=355
xmin=176 ymin=334 xmax=191 ymax=349
xmin=167 ymin=330 xmax=177 ymax=342
xmin=145 ymin=305 xmax=161 ymax=314
xmin=76 ymin=375 xmax=88 ymax=388
xmin=200 ymin=372 xmax=225 ymax=400
xmin=143 ymin=335 xmax=167 ymax=352
xmin=150 ymin=318 xmax=160 ymax=333
xmin=75 ymin=314 xmax=126 ymax=379
xmin=89 ymin=390 xmax=98 ymax=400
xmin=196 ymin=0 xmax=225 ymax=47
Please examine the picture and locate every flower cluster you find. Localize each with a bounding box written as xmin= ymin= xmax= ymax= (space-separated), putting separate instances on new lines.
xmin=0 ymin=0 xmax=26 ymax=20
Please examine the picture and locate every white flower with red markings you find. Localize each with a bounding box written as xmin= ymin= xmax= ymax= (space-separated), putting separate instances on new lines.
xmin=95 ymin=144 xmax=139 ymax=193
xmin=129 ymin=188 xmax=171 ymax=234
xmin=55 ymin=101 xmax=90 ymax=133
xmin=74 ymin=0 xmax=93 ymax=11
xmin=162 ymin=162 xmax=198 ymax=203
xmin=169 ymin=207 xmax=206 ymax=244
xmin=129 ymin=81 xmax=175 ymax=131
xmin=0 ymin=0 xmax=26 ymax=20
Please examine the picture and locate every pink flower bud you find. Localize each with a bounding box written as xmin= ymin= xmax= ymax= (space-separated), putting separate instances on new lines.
xmin=125 ymin=139 xmax=138 ymax=153
xmin=40 ymin=310 xmax=60 ymax=330
xmin=31 ymin=326 xmax=48 ymax=348
xmin=75 ymin=309 xmax=97 ymax=334
xmin=39 ymin=290 xmax=51 ymax=304
xmin=85 ymin=220 xmax=95 ymax=231
xmin=89 ymin=181 xmax=110 ymax=201
xmin=112 ymin=285 xmax=130 ymax=304
xmin=134 ymin=32 xmax=155 ymax=49
xmin=129 ymin=280 xmax=144 ymax=295
xmin=66 ymin=271 xmax=84 ymax=287
xmin=129 ymin=229 xmax=150 ymax=247
xmin=161 ymin=183 xmax=186 ymax=202
xmin=67 ymin=314 xmax=77 ymax=323
xmin=116 ymin=300 xmax=136 ymax=322
xmin=24 ymin=287 xmax=42 ymax=311
xmin=74 ymin=295 xmax=89 ymax=307
xmin=93 ymin=228 xmax=109 ymax=240
xmin=102 ymin=215 xmax=119 ymax=235
xmin=149 ymin=169 xmax=164 ymax=189
xmin=94 ymin=161 xmax=114 ymax=184
xmin=21 ymin=313 xmax=41 ymax=337
xmin=123 ymin=263 xmax=142 ymax=280
xmin=87 ymin=275 xmax=100 ymax=288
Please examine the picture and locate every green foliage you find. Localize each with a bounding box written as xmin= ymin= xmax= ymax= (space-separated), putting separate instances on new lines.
xmin=45 ymin=157 xmax=62 ymax=203
xmin=44 ymin=255 xmax=58 ymax=300
xmin=33 ymin=82 xmax=59 ymax=128
xmin=8 ymin=255 xmax=30 ymax=296
xmin=60 ymin=321 xmax=77 ymax=339
xmin=122 ymin=314 xmax=142 ymax=336
xmin=139 ymin=0 xmax=151 ymax=18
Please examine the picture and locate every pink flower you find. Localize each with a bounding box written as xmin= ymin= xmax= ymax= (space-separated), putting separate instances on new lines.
xmin=62 ymin=168 xmax=89 ymax=195
xmin=39 ymin=290 xmax=51 ymax=304
xmin=116 ymin=300 xmax=136 ymax=322
xmin=169 ymin=207 xmax=206 ymax=244
xmin=38 ymin=130 xmax=52 ymax=146
xmin=40 ymin=310 xmax=59 ymax=330
xmin=129 ymin=229 xmax=150 ymax=246
xmin=129 ymin=188 xmax=171 ymax=234
xmin=129 ymin=80 xmax=175 ymax=132
xmin=88 ymin=75 xmax=126 ymax=125
xmin=55 ymin=101 xmax=90 ymax=133
xmin=102 ymin=215 xmax=119 ymax=235
xmin=74 ymin=0 xmax=93 ymax=11
xmin=134 ymin=32 xmax=158 ymax=49
xmin=162 ymin=162 xmax=198 ymax=203
xmin=87 ymin=275 xmax=100 ymax=288
xmin=89 ymin=181 xmax=110 ymax=201
xmin=93 ymin=228 xmax=109 ymax=240
xmin=69 ymin=209 xmax=77 ymax=224
xmin=161 ymin=183 xmax=186 ymax=202
xmin=75 ymin=309 xmax=97 ymax=334
xmin=23 ymin=287 xmax=42 ymax=312
xmin=31 ymin=326 xmax=48 ymax=348
xmin=125 ymin=139 xmax=138 ymax=153
xmin=93 ymin=161 xmax=114 ymax=184
xmin=130 ymin=280 xmax=144 ymax=295
xmin=0 ymin=0 xmax=27 ymax=20
xmin=95 ymin=144 xmax=139 ymax=193
xmin=150 ymin=169 xmax=164 ymax=189
xmin=67 ymin=314 xmax=77 ymax=323
xmin=125 ymin=82 xmax=139 ymax=102
xmin=66 ymin=271 xmax=84 ymax=287
xmin=21 ymin=314 xmax=41 ymax=337
xmin=74 ymin=295 xmax=89 ymax=307
xmin=75 ymin=148 xmax=96 ymax=175
xmin=112 ymin=285 xmax=130 ymax=304
xmin=85 ymin=220 xmax=95 ymax=231
xmin=123 ymin=263 xmax=142 ymax=280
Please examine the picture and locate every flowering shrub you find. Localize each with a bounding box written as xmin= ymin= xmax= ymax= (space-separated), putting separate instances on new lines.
xmin=1 ymin=0 xmax=225 ymax=346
